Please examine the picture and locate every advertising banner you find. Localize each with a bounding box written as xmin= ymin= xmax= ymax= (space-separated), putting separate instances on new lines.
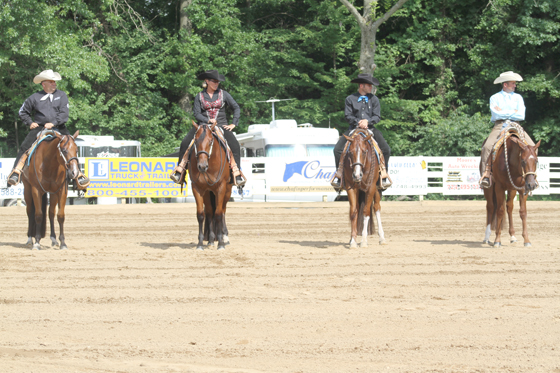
xmin=385 ymin=156 xmax=427 ymax=196
xmin=84 ymin=158 xmax=187 ymax=198
xmin=0 ymin=158 xmax=24 ymax=200
xmin=443 ymin=157 xmax=483 ymax=195
xmin=267 ymin=157 xmax=336 ymax=194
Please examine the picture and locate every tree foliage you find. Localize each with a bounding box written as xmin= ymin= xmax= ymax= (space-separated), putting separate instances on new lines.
xmin=0 ymin=0 xmax=559 ymax=157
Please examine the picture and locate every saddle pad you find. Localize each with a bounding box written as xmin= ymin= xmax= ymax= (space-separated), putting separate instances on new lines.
xmin=27 ymin=134 xmax=55 ymax=165
xmin=491 ymin=122 xmax=527 ymax=162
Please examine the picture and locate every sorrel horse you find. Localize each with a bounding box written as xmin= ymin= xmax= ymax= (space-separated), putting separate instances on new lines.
xmin=21 ymin=130 xmax=81 ymax=250
xmin=188 ymin=122 xmax=232 ymax=250
xmin=483 ymin=135 xmax=541 ymax=247
xmin=341 ymin=129 xmax=385 ymax=248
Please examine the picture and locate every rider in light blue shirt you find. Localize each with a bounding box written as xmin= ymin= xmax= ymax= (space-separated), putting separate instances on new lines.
xmin=490 ymin=89 xmax=526 ymax=123
xmin=479 ymin=71 xmax=535 ymax=188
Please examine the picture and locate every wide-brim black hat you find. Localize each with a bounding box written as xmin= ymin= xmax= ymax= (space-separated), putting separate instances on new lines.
xmin=197 ymin=70 xmax=226 ymax=82
xmin=350 ymin=73 xmax=379 ymax=86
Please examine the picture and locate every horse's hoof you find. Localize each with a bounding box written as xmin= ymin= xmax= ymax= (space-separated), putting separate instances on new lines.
xmin=379 ymin=239 xmax=387 ymax=245
xmin=32 ymin=243 xmax=41 ymax=250
xmin=196 ymin=246 xmax=204 ymax=251
xmin=51 ymin=239 xmax=59 ymax=247
xmin=482 ymin=240 xmax=490 ymax=245
xmin=59 ymin=245 xmax=68 ymax=250
xmin=510 ymin=236 xmax=517 ymax=244
xmin=217 ymin=246 xmax=226 ymax=251
xmin=493 ymin=242 xmax=501 ymax=247
xmin=360 ymin=241 xmax=368 ymax=248
xmin=26 ymin=238 xmax=33 ymax=246
xmin=524 ymin=242 xmax=532 ymax=247
xmin=349 ymin=242 xmax=358 ymax=249
xmin=223 ymin=235 xmax=230 ymax=244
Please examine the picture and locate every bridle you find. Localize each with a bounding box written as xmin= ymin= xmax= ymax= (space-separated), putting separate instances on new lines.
xmin=503 ymin=136 xmax=538 ymax=193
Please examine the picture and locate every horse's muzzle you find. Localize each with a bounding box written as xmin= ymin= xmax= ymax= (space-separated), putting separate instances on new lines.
xmin=524 ymin=176 xmax=538 ymax=194
xmin=198 ymin=163 xmax=208 ymax=173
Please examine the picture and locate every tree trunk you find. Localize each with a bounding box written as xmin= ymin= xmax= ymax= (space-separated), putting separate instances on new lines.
xmin=340 ymin=0 xmax=410 ymax=75
xmin=179 ymin=0 xmax=193 ymax=114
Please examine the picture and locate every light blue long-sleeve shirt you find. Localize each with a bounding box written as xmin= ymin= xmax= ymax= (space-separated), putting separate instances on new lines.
xmin=490 ymin=90 xmax=525 ymax=122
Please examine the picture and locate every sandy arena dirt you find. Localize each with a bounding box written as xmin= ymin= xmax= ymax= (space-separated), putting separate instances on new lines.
xmin=1 ymin=200 xmax=559 ymax=373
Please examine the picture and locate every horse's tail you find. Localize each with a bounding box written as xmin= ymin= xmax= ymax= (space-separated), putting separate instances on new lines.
xmin=356 ymin=190 xmax=375 ymax=236
xmin=489 ymin=185 xmax=500 ymax=231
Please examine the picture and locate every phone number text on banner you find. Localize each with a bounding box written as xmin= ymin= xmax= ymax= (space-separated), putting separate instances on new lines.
xmin=84 ymin=158 xmax=187 ymax=198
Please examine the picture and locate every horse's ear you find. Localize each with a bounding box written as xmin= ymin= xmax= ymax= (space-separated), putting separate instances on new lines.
xmin=343 ymin=135 xmax=353 ymax=142
xmin=73 ymin=130 xmax=79 ymax=139
xmin=364 ymin=134 xmax=373 ymax=142
xmin=535 ymin=140 xmax=541 ymax=149
xmin=210 ymin=122 xmax=217 ymax=132
xmin=192 ymin=121 xmax=198 ymax=130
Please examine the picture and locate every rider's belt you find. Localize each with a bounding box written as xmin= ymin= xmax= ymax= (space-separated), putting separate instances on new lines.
xmin=494 ymin=120 xmax=505 ymax=125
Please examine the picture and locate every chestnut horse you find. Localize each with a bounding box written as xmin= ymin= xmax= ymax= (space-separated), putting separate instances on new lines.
xmin=188 ymin=122 xmax=232 ymax=250
xmin=21 ymin=130 xmax=81 ymax=250
xmin=483 ymin=135 xmax=541 ymax=247
xmin=341 ymin=129 xmax=385 ymax=248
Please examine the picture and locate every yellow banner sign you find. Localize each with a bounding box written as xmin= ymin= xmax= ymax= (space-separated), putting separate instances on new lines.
xmin=84 ymin=158 xmax=187 ymax=198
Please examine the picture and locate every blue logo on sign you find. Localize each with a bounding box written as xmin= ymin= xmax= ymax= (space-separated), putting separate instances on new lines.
xmin=283 ymin=160 xmax=335 ymax=182
xmin=89 ymin=159 xmax=110 ymax=180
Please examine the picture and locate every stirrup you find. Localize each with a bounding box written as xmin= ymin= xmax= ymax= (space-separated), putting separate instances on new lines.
xmin=479 ymin=176 xmax=492 ymax=189
xmin=76 ymin=174 xmax=90 ymax=190
xmin=331 ymin=177 xmax=341 ymax=189
xmin=170 ymin=165 xmax=186 ymax=184
xmin=7 ymin=170 xmax=22 ymax=186
xmin=234 ymin=175 xmax=246 ymax=187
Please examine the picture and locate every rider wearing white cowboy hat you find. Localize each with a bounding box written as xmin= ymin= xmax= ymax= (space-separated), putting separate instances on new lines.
xmin=331 ymin=73 xmax=392 ymax=190
xmin=7 ymin=69 xmax=89 ymax=188
xmin=479 ymin=71 xmax=536 ymax=188
xmin=171 ymin=69 xmax=246 ymax=186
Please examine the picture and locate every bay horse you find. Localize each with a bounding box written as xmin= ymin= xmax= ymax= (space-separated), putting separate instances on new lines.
xmin=483 ymin=134 xmax=541 ymax=247
xmin=21 ymin=129 xmax=81 ymax=250
xmin=341 ymin=129 xmax=386 ymax=248
xmin=188 ymin=122 xmax=232 ymax=250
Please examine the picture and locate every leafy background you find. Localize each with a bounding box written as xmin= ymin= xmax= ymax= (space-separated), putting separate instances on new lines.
xmin=1 ymin=0 xmax=558 ymax=157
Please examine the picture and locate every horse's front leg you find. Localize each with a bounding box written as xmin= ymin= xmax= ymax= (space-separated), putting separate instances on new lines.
xmin=518 ymin=193 xmax=531 ymax=246
xmin=506 ymin=190 xmax=517 ymax=243
xmin=373 ymin=188 xmax=386 ymax=245
xmin=32 ymin=190 xmax=44 ymax=250
xmin=192 ymin=189 xmax=205 ymax=250
xmin=347 ymin=189 xmax=359 ymax=248
xmin=49 ymin=192 xmax=59 ymax=247
xmin=214 ymin=187 xmax=227 ymax=251
xmin=483 ymin=187 xmax=494 ymax=245
xmin=360 ymin=189 xmax=374 ymax=248
xmin=56 ymin=189 xmax=68 ymax=250
xmin=203 ymin=192 xmax=215 ymax=247
xmin=221 ymin=184 xmax=232 ymax=245
xmin=493 ymin=184 xmax=506 ymax=247
xmin=24 ymin=184 xmax=34 ymax=246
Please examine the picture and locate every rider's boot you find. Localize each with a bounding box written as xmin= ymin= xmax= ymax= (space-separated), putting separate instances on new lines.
xmin=170 ymin=163 xmax=187 ymax=184
xmin=479 ymin=162 xmax=492 ymax=189
xmin=228 ymin=152 xmax=246 ymax=187
xmin=7 ymin=152 xmax=29 ymax=186
xmin=330 ymin=157 xmax=345 ymax=189
xmin=378 ymin=160 xmax=392 ymax=190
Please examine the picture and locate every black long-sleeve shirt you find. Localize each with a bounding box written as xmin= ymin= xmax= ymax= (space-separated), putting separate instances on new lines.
xmin=344 ymin=92 xmax=381 ymax=130
xmin=193 ymin=89 xmax=240 ymax=126
xmin=18 ymin=89 xmax=69 ymax=128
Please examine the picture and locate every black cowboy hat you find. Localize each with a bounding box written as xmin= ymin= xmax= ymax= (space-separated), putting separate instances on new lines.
xmin=196 ymin=69 xmax=226 ymax=82
xmin=350 ymin=73 xmax=380 ymax=86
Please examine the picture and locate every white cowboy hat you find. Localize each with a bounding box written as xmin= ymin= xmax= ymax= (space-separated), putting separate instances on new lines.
xmin=494 ymin=71 xmax=523 ymax=84
xmin=33 ymin=69 xmax=62 ymax=84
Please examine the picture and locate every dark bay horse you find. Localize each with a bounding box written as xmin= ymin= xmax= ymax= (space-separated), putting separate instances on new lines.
xmin=341 ymin=129 xmax=385 ymax=248
xmin=483 ymin=135 xmax=541 ymax=247
xmin=188 ymin=122 xmax=232 ymax=250
xmin=21 ymin=130 xmax=81 ymax=250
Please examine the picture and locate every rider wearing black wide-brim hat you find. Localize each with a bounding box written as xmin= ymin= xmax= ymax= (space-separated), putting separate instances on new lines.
xmin=331 ymin=73 xmax=391 ymax=190
xmin=171 ymin=69 xmax=245 ymax=186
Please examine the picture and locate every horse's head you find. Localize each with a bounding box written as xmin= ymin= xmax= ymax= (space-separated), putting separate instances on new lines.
xmin=519 ymin=139 xmax=541 ymax=194
xmin=192 ymin=121 xmax=217 ymax=173
xmin=57 ymin=130 xmax=81 ymax=180
xmin=343 ymin=129 xmax=373 ymax=183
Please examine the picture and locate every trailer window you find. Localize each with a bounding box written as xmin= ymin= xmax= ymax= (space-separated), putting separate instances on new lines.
xmin=306 ymin=145 xmax=334 ymax=157
xmin=265 ymin=145 xmax=296 ymax=157
xmin=256 ymin=148 xmax=265 ymax=157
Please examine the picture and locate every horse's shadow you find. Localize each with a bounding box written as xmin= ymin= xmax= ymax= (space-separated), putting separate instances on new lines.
xmin=1 ymin=242 xmax=32 ymax=250
xmin=413 ymin=239 xmax=485 ymax=248
xmin=278 ymin=240 xmax=341 ymax=249
xmin=140 ymin=242 xmax=193 ymax=250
